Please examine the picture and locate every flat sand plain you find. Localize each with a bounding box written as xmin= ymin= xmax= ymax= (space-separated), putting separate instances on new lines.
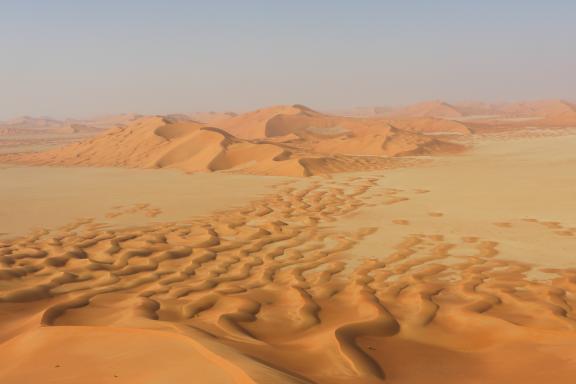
xmin=0 ymin=166 xmax=285 ymax=238
xmin=336 ymin=135 xmax=576 ymax=270
xmin=0 ymin=134 xmax=575 ymax=383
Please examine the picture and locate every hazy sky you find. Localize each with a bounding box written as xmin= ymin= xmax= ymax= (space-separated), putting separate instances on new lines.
xmin=1 ymin=0 xmax=575 ymax=119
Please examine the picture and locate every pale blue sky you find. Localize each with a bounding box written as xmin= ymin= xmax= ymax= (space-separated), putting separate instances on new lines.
xmin=1 ymin=0 xmax=575 ymax=118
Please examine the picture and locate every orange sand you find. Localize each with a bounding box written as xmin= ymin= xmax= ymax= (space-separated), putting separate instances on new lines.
xmin=0 ymin=106 xmax=465 ymax=177
xmin=0 ymin=106 xmax=575 ymax=383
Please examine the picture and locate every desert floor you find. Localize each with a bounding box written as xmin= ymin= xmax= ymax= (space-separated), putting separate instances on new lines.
xmin=1 ymin=134 xmax=575 ymax=383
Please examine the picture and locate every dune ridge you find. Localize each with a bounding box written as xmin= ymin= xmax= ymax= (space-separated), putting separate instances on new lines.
xmin=343 ymin=99 xmax=576 ymax=130
xmin=0 ymin=106 xmax=465 ymax=177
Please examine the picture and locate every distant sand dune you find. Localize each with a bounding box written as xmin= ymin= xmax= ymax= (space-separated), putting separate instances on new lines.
xmin=344 ymin=99 xmax=576 ymax=131
xmin=0 ymin=106 xmax=465 ymax=176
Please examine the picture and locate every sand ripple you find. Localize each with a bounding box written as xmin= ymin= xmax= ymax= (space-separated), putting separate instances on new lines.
xmin=1 ymin=176 xmax=576 ymax=383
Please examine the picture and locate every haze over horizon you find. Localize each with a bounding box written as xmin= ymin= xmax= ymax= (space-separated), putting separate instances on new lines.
xmin=1 ymin=0 xmax=575 ymax=119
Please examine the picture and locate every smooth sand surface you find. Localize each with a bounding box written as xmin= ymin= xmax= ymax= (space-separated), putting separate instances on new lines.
xmin=0 ymin=134 xmax=575 ymax=383
xmin=0 ymin=165 xmax=285 ymax=238
xmin=335 ymin=135 xmax=576 ymax=271
xmin=0 ymin=326 xmax=241 ymax=384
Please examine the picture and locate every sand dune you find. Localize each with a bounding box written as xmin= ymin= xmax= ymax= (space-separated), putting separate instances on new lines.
xmin=0 ymin=116 xmax=304 ymax=175
xmin=0 ymin=107 xmax=464 ymax=176
xmin=215 ymin=105 xmax=306 ymax=139
xmin=386 ymin=100 xmax=465 ymax=118
xmin=494 ymin=99 xmax=575 ymax=118
xmin=0 ymin=114 xmax=142 ymax=136
xmin=0 ymin=114 xmax=144 ymax=156
xmin=0 ymin=113 xmax=233 ymax=136
xmin=0 ymin=119 xmax=101 ymax=136
xmin=459 ymin=99 xmax=576 ymax=128
xmin=340 ymin=99 xmax=576 ymax=129
xmin=222 ymin=104 xmax=469 ymax=139
xmin=0 ymin=117 xmax=71 ymax=135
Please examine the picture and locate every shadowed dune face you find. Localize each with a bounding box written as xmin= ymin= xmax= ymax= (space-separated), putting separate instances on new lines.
xmin=1 ymin=134 xmax=576 ymax=383
xmin=0 ymin=108 xmax=466 ymax=177
xmin=215 ymin=105 xmax=305 ymax=140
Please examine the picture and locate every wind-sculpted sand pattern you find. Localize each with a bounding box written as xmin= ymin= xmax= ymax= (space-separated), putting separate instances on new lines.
xmin=1 ymin=176 xmax=576 ymax=383
xmin=105 ymin=203 xmax=163 ymax=219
